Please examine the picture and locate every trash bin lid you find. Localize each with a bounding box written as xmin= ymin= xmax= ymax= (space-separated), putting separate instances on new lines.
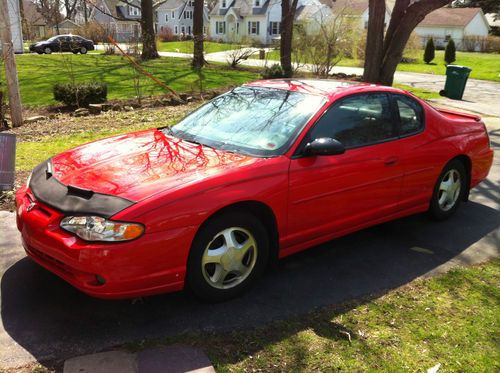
xmin=447 ymin=65 xmax=472 ymax=72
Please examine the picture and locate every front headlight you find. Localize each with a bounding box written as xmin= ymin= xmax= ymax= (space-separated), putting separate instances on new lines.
xmin=60 ymin=216 xmax=144 ymax=242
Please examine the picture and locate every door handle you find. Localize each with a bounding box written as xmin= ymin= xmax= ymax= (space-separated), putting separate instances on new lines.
xmin=384 ymin=156 xmax=399 ymax=166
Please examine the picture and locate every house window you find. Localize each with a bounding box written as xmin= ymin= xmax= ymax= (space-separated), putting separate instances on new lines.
xmin=236 ymin=22 xmax=239 ymax=34
xmin=216 ymin=21 xmax=226 ymax=34
xmin=188 ymin=25 xmax=191 ymax=34
xmin=269 ymin=21 xmax=280 ymax=35
xmin=175 ymin=25 xmax=178 ymax=34
xmin=254 ymin=0 xmax=260 ymax=6
xmin=172 ymin=11 xmax=175 ymax=18
xmin=128 ymin=6 xmax=140 ymax=16
xmin=248 ymin=21 xmax=260 ymax=35
xmin=222 ymin=0 xmax=226 ymax=8
xmin=189 ymin=0 xmax=195 ymax=6
xmin=184 ymin=10 xmax=193 ymax=19
xmin=165 ymin=14 xmax=168 ymax=22
xmin=181 ymin=26 xmax=185 ymax=34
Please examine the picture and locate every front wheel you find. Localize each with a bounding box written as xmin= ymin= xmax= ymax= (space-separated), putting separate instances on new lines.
xmin=186 ymin=212 xmax=269 ymax=302
xmin=428 ymin=160 xmax=466 ymax=220
xmin=44 ymin=47 xmax=52 ymax=54
xmin=80 ymin=47 xmax=87 ymax=54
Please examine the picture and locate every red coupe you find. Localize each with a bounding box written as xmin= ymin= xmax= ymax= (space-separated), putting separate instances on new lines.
xmin=16 ymin=80 xmax=493 ymax=301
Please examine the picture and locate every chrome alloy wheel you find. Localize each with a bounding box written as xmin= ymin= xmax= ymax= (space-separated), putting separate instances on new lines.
xmin=438 ymin=169 xmax=461 ymax=211
xmin=201 ymin=227 xmax=258 ymax=290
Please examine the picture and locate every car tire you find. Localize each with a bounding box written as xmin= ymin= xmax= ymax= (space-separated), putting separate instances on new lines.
xmin=44 ymin=47 xmax=52 ymax=54
xmin=72 ymin=50 xmax=78 ymax=54
xmin=186 ymin=212 xmax=269 ymax=302
xmin=428 ymin=159 xmax=466 ymax=220
xmin=80 ymin=47 xmax=87 ymax=54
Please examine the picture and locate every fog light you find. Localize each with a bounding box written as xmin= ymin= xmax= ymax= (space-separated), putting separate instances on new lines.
xmin=95 ymin=275 xmax=106 ymax=285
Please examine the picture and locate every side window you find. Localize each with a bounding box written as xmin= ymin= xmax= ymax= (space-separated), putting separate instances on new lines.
xmin=309 ymin=93 xmax=395 ymax=148
xmin=394 ymin=95 xmax=424 ymax=136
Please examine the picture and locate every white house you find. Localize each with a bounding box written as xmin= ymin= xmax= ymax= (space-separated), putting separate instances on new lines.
xmin=3 ymin=0 xmax=24 ymax=53
xmin=415 ymin=7 xmax=490 ymax=51
xmin=209 ymin=0 xmax=333 ymax=45
xmin=156 ymin=0 xmax=209 ymax=37
xmin=327 ymin=0 xmax=391 ymax=30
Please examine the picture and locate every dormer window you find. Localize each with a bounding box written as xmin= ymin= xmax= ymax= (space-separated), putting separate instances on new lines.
xmin=221 ymin=0 xmax=227 ymax=8
xmin=128 ymin=5 xmax=141 ymax=16
xmin=254 ymin=0 xmax=260 ymax=6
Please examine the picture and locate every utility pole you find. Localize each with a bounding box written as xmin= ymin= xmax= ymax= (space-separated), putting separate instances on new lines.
xmin=0 ymin=0 xmax=23 ymax=127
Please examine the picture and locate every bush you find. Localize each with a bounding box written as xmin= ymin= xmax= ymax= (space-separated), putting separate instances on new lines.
xmin=424 ymin=38 xmax=435 ymax=64
xmin=262 ymin=64 xmax=284 ymax=79
xmin=158 ymin=27 xmax=175 ymax=42
xmin=53 ymin=82 xmax=108 ymax=107
xmin=445 ymin=39 xmax=456 ymax=64
xmin=485 ymin=36 xmax=500 ymax=53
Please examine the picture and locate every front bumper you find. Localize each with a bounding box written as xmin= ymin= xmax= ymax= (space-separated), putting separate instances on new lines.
xmin=16 ymin=187 xmax=195 ymax=299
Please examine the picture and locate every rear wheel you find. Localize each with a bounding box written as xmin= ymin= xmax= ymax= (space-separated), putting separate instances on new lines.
xmin=186 ymin=212 xmax=269 ymax=302
xmin=428 ymin=160 xmax=466 ymax=220
xmin=44 ymin=47 xmax=52 ymax=54
xmin=80 ymin=47 xmax=87 ymax=54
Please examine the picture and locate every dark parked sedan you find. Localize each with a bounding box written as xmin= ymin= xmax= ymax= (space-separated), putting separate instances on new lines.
xmin=29 ymin=35 xmax=94 ymax=54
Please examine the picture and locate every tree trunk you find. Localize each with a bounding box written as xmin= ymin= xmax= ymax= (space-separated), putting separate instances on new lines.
xmin=364 ymin=0 xmax=452 ymax=85
xmin=280 ymin=0 xmax=299 ymax=78
xmin=192 ymin=0 xmax=206 ymax=69
xmin=141 ymin=0 xmax=159 ymax=61
xmin=362 ymin=0 xmax=385 ymax=83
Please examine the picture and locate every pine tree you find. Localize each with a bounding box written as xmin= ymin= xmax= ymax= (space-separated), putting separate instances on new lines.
xmin=445 ymin=39 xmax=456 ymax=65
xmin=423 ymin=38 xmax=435 ymax=64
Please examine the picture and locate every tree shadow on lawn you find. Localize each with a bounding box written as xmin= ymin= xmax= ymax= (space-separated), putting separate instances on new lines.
xmin=1 ymin=197 xmax=499 ymax=367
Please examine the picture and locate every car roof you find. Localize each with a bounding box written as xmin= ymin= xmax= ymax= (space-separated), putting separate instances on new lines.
xmin=244 ymin=79 xmax=408 ymax=101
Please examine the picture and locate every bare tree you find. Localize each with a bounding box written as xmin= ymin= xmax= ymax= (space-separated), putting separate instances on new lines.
xmin=192 ymin=0 xmax=206 ymax=69
xmin=34 ymin=0 xmax=62 ymax=32
xmin=363 ymin=0 xmax=453 ymax=85
xmin=64 ymin=0 xmax=78 ymax=19
xmin=280 ymin=0 xmax=299 ymax=78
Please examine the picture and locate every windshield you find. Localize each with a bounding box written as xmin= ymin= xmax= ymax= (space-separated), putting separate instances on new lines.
xmin=168 ymin=86 xmax=326 ymax=157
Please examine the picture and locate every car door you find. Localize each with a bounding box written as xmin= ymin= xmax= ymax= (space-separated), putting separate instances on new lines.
xmin=390 ymin=93 xmax=435 ymax=210
xmin=286 ymin=92 xmax=404 ymax=247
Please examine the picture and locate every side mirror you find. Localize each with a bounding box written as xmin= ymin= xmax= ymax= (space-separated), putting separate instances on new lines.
xmin=304 ymin=137 xmax=345 ymax=156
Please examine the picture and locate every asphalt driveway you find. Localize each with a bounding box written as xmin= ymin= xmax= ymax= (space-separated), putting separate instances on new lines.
xmin=0 ymin=120 xmax=498 ymax=370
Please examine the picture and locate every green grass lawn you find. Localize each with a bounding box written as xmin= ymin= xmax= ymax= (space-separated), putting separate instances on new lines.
xmin=125 ymin=260 xmax=499 ymax=372
xmin=259 ymin=50 xmax=500 ymax=82
xmin=157 ymin=41 xmax=235 ymax=54
xmin=13 ymin=54 xmax=259 ymax=106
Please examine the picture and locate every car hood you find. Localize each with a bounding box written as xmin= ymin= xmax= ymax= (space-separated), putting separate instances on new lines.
xmin=50 ymin=129 xmax=258 ymax=202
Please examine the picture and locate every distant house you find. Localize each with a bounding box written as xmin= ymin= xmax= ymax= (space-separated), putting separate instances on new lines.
xmin=209 ymin=0 xmax=332 ymax=45
xmin=22 ymin=0 xmax=48 ymax=40
xmin=326 ymin=0 xmax=391 ymax=30
xmin=3 ymin=0 xmax=24 ymax=53
xmin=54 ymin=19 xmax=81 ymax=35
xmin=414 ymin=7 xmax=490 ymax=51
xmin=81 ymin=0 xmax=142 ymax=42
xmin=156 ymin=0 xmax=209 ymax=37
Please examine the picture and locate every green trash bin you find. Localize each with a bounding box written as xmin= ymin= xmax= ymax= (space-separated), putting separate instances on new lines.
xmin=440 ymin=65 xmax=472 ymax=100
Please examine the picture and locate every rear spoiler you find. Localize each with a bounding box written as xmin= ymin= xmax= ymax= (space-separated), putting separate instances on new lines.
xmin=437 ymin=108 xmax=482 ymax=122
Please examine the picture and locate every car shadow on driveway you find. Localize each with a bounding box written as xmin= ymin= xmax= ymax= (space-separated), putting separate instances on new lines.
xmin=1 ymin=201 xmax=499 ymax=366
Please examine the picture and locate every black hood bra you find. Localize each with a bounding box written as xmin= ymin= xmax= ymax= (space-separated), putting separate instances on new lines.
xmin=29 ymin=159 xmax=135 ymax=218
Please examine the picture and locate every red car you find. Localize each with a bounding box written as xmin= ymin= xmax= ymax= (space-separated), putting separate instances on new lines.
xmin=16 ymin=80 xmax=493 ymax=301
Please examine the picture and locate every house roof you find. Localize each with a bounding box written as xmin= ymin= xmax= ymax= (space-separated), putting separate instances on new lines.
xmin=419 ymin=7 xmax=483 ymax=28
xmin=157 ymin=0 xmax=187 ymax=11
xmin=210 ymin=0 xmax=270 ymax=17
